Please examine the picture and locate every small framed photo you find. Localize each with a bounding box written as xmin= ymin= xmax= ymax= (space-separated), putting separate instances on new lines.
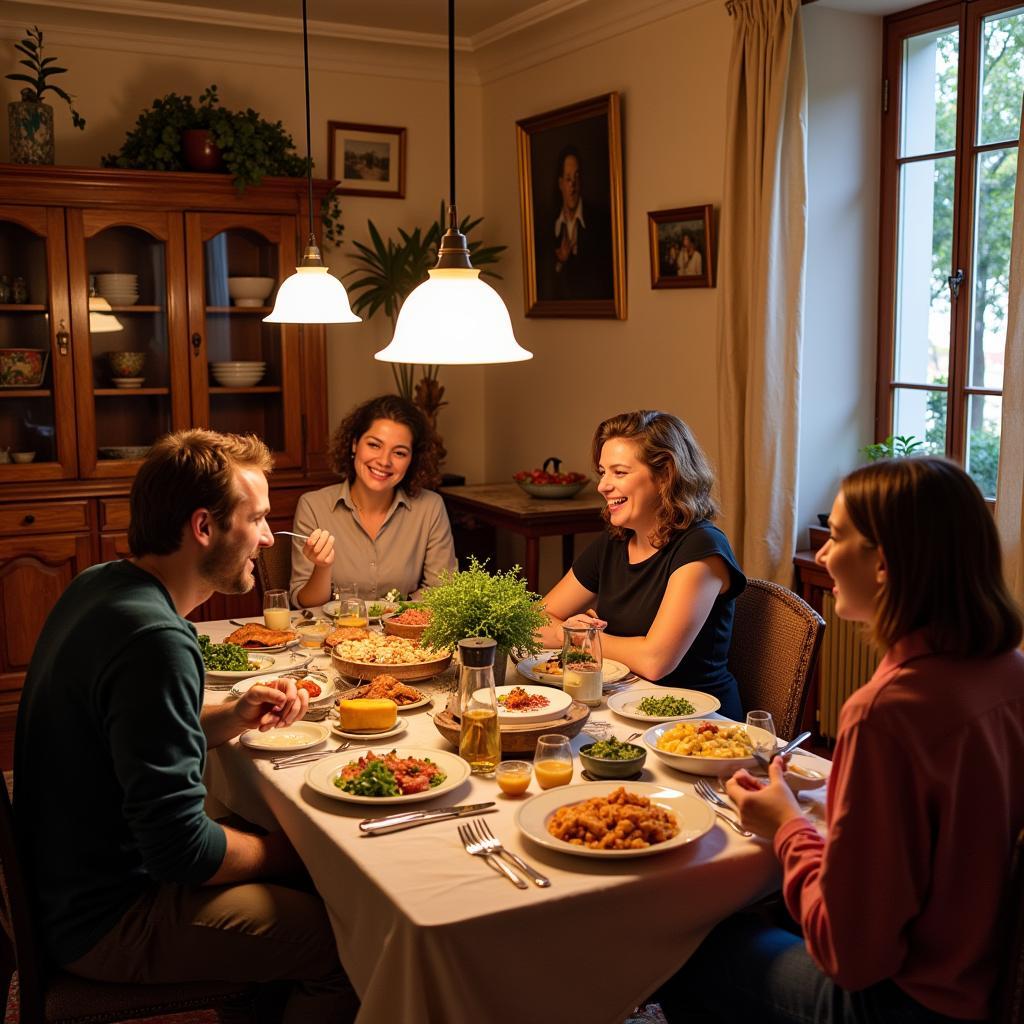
xmin=515 ymin=93 xmax=626 ymax=319
xmin=647 ymin=205 xmax=715 ymax=289
xmin=327 ymin=121 xmax=406 ymax=199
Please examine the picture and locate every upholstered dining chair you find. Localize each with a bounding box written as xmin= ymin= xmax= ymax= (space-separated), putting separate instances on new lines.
xmin=727 ymin=578 xmax=825 ymax=740
xmin=997 ymin=827 xmax=1024 ymax=1024
xmin=257 ymin=538 xmax=293 ymax=597
xmin=0 ymin=776 xmax=255 ymax=1023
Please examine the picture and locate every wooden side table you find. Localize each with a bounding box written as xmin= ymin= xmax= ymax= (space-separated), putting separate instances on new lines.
xmin=438 ymin=483 xmax=605 ymax=592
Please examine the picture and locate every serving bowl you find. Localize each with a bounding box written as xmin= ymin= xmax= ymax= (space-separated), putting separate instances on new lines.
xmin=380 ymin=609 xmax=431 ymax=641
xmin=107 ymin=351 xmax=146 ymax=378
xmin=643 ymin=720 xmax=777 ymax=777
xmin=579 ymin=741 xmax=646 ymax=779
xmin=0 ymin=349 xmax=48 ymax=388
xmin=11 ymin=451 xmax=36 ymax=464
xmin=515 ymin=480 xmax=589 ymax=499
xmin=211 ymin=360 xmax=266 ymax=387
xmin=228 ymin=277 xmax=276 ymax=307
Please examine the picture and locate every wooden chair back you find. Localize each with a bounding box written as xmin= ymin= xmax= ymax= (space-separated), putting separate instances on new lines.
xmin=727 ymin=578 xmax=825 ymax=738
xmin=257 ymin=540 xmax=292 ymax=597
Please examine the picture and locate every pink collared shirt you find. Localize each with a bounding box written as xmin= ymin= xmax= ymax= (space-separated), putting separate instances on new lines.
xmin=774 ymin=631 xmax=1024 ymax=1020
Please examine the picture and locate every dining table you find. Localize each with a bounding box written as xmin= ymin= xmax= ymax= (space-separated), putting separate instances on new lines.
xmin=200 ymin=618 xmax=830 ymax=1024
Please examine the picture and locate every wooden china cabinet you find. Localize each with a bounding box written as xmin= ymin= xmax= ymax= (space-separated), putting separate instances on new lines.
xmin=0 ymin=165 xmax=338 ymax=744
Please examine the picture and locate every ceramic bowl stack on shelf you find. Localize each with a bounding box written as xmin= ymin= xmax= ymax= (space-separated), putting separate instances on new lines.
xmin=95 ymin=274 xmax=139 ymax=307
xmin=227 ymin=277 xmax=275 ymax=307
xmin=210 ymin=361 xmax=266 ymax=387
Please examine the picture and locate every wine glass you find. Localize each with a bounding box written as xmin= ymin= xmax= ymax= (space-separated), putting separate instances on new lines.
xmin=263 ymin=589 xmax=290 ymax=630
xmin=534 ymin=734 xmax=573 ymax=789
xmin=745 ymin=710 xmax=777 ymax=764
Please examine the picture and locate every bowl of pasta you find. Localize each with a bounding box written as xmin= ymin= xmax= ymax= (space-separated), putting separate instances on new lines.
xmin=643 ymin=719 xmax=777 ymax=776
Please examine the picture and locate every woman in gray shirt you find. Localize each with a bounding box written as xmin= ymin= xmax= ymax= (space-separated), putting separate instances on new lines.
xmin=290 ymin=395 xmax=457 ymax=606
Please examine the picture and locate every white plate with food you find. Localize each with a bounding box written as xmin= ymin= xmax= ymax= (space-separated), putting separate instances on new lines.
xmin=231 ymin=671 xmax=337 ymax=705
xmin=322 ymin=599 xmax=400 ymax=624
xmin=607 ymin=687 xmax=721 ymax=723
xmin=204 ymin=655 xmax=276 ymax=687
xmin=239 ymin=721 xmax=330 ymax=752
xmin=338 ymin=678 xmax=432 ymax=711
xmin=240 ymin=638 xmax=301 ymax=654
xmin=493 ymin=684 xmax=573 ymax=723
xmin=515 ymin=781 xmax=715 ymax=859
xmin=644 ymin=720 xmax=778 ymax=776
xmin=516 ymin=651 xmax=631 ymax=686
xmin=330 ymin=719 xmax=407 ymax=742
xmin=304 ymin=747 xmax=469 ymax=805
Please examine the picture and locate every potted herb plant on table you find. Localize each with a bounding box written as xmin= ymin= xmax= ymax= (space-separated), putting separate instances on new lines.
xmin=419 ymin=558 xmax=546 ymax=686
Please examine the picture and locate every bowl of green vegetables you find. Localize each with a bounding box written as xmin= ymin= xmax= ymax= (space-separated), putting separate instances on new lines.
xmin=199 ymin=634 xmax=276 ymax=687
xmin=579 ymin=737 xmax=647 ymax=779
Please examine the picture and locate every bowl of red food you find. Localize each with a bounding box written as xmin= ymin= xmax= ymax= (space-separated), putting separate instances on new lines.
xmin=381 ymin=605 xmax=432 ymax=640
xmin=513 ymin=457 xmax=589 ymax=499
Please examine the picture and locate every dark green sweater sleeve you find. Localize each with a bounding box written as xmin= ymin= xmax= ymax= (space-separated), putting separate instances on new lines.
xmin=94 ymin=626 xmax=226 ymax=883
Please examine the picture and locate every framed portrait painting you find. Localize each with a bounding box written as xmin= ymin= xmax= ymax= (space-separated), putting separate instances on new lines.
xmin=647 ymin=205 xmax=715 ymax=289
xmin=515 ymin=93 xmax=626 ymax=319
xmin=327 ymin=121 xmax=406 ymax=199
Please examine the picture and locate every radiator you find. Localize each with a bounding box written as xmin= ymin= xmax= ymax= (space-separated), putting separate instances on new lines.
xmin=818 ymin=592 xmax=882 ymax=739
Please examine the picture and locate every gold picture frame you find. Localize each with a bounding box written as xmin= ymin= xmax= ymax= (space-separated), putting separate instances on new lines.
xmin=647 ymin=205 xmax=715 ymax=289
xmin=515 ymin=93 xmax=626 ymax=319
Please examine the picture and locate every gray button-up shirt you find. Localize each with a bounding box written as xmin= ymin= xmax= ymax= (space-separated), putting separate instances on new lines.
xmin=288 ymin=481 xmax=457 ymax=604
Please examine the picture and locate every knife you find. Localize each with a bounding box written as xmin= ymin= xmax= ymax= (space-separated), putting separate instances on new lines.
xmin=359 ymin=802 xmax=496 ymax=836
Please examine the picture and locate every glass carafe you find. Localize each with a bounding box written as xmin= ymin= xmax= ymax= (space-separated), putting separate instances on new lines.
xmin=561 ymin=625 xmax=603 ymax=707
xmin=457 ymin=637 xmax=501 ymax=775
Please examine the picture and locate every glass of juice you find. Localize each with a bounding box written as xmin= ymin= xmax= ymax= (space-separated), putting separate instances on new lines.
xmin=495 ymin=760 xmax=532 ymax=796
xmin=534 ymin=734 xmax=574 ymax=789
xmin=263 ymin=589 xmax=290 ymax=630
xmin=335 ymin=597 xmax=368 ymax=628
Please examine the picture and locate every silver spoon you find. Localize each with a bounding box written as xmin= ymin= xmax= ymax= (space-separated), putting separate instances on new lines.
xmin=274 ymin=530 xmax=310 ymax=541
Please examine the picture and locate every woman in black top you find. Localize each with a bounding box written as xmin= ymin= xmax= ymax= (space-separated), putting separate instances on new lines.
xmin=539 ymin=410 xmax=746 ymax=719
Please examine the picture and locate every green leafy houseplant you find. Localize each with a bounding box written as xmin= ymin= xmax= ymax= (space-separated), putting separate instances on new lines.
xmin=861 ymin=434 xmax=925 ymax=461
xmin=6 ymin=26 xmax=85 ymax=129
xmin=419 ymin=558 xmax=546 ymax=681
xmin=101 ymin=85 xmax=343 ymax=244
xmin=344 ymin=202 xmax=506 ymax=404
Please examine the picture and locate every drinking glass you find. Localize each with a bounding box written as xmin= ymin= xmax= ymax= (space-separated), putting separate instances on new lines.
xmin=263 ymin=589 xmax=290 ymax=630
xmin=745 ymin=710 xmax=777 ymax=763
xmin=336 ymin=597 xmax=368 ymax=628
xmin=534 ymin=734 xmax=574 ymax=789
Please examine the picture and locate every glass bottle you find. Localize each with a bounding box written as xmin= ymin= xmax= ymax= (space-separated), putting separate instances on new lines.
xmin=457 ymin=636 xmax=501 ymax=775
xmin=11 ymin=277 xmax=27 ymax=304
xmin=561 ymin=624 xmax=603 ymax=707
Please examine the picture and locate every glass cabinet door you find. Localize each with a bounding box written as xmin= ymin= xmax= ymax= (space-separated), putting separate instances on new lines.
xmin=0 ymin=205 xmax=76 ymax=479
xmin=66 ymin=210 xmax=189 ymax=479
xmin=185 ymin=213 xmax=302 ymax=469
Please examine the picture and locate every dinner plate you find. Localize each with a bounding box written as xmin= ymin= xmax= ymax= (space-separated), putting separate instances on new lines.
xmin=516 ymin=652 xmax=631 ymax=686
xmin=304 ymin=747 xmax=470 ymax=805
xmin=493 ymin=684 xmax=572 ymax=723
xmin=239 ymin=721 xmax=330 ymax=752
xmin=644 ymin=720 xmax=778 ymax=776
xmin=204 ymin=655 xmax=276 ymax=687
xmin=336 ymin=684 xmax=431 ymax=711
xmin=515 ymin=781 xmax=715 ymax=859
xmin=330 ymin=719 xmax=407 ymax=742
xmin=238 ymin=638 xmax=300 ymax=654
xmin=231 ymin=671 xmax=337 ymax=705
xmin=607 ymin=687 xmax=721 ymax=723
xmin=322 ymin=599 xmax=399 ymax=624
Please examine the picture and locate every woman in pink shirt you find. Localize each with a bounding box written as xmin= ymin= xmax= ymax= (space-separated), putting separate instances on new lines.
xmin=657 ymin=457 xmax=1024 ymax=1023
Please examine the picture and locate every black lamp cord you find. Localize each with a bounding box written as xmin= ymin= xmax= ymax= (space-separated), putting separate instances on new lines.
xmin=303 ymin=0 xmax=315 ymax=246
xmin=448 ymin=0 xmax=456 ymax=222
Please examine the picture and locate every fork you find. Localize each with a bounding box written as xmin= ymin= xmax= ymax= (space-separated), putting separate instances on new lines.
xmin=469 ymin=819 xmax=550 ymax=887
xmin=457 ymin=824 xmax=527 ymax=888
xmin=693 ymin=778 xmax=754 ymax=837
xmin=271 ymin=741 xmax=349 ymax=769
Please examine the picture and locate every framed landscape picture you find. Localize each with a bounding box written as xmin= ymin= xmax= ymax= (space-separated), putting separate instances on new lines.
xmin=647 ymin=205 xmax=715 ymax=289
xmin=515 ymin=93 xmax=626 ymax=319
xmin=327 ymin=121 xmax=406 ymax=199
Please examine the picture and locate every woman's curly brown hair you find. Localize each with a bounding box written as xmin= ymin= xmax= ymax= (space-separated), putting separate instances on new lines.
xmin=592 ymin=410 xmax=718 ymax=548
xmin=329 ymin=395 xmax=442 ymax=495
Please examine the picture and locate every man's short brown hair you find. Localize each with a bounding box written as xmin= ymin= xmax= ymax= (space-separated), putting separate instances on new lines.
xmin=128 ymin=429 xmax=273 ymax=557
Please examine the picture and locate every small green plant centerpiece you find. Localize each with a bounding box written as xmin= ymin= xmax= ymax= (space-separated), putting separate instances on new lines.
xmin=419 ymin=557 xmax=546 ymax=686
xmin=6 ymin=25 xmax=85 ymax=164
xmin=102 ymin=85 xmax=343 ymax=244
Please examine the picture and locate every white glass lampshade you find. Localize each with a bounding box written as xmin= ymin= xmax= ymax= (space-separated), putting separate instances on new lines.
xmin=88 ymin=295 xmax=124 ymax=334
xmin=375 ymin=268 xmax=531 ymax=365
xmin=263 ymin=266 xmax=361 ymax=324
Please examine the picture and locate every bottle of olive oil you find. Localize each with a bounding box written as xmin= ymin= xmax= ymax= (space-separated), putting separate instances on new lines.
xmin=457 ymin=637 xmax=501 ymax=775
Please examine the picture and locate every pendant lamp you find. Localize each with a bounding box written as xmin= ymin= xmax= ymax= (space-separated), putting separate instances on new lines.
xmin=265 ymin=0 xmax=360 ymax=324
xmin=375 ymin=0 xmax=530 ymax=365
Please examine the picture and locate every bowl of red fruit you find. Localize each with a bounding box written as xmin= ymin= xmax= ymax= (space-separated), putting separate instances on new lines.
xmin=513 ymin=457 xmax=589 ymax=499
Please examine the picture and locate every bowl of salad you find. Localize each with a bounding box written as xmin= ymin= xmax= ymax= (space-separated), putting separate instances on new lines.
xmin=579 ymin=737 xmax=647 ymax=779
xmin=513 ymin=457 xmax=589 ymax=499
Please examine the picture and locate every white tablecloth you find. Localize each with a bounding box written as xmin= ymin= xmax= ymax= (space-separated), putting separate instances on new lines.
xmin=200 ymin=619 xmax=828 ymax=1024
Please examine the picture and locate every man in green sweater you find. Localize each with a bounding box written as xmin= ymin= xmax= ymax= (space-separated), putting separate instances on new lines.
xmin=15 ymin=429 xmax=355 ymax=1022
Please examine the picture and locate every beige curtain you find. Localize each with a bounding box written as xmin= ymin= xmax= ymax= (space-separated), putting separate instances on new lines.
xmin=995 ymin=102 xmax=1024 ymax=606
xmin=716 ymin=0 xmax=807 ymax=584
